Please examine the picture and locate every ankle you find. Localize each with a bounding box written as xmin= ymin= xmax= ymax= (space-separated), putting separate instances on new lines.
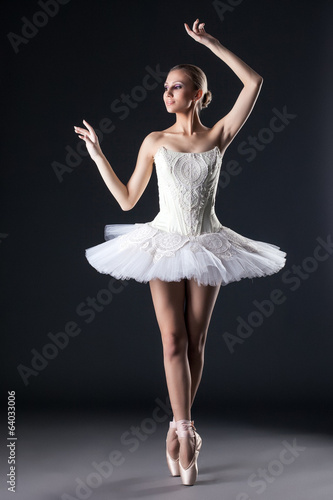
xmin=176 ymin=419 xmax=195 ymax=438
xmin=169 ymin=417 xmax=177 ymax=429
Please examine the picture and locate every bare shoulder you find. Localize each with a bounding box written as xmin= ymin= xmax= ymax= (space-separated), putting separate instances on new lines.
xmin=139 ymin=131 xmax=168 ymax=158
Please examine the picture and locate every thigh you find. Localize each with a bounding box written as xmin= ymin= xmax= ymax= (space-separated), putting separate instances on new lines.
xmin=149 ymin=279 xmax=186 ymax=337
xmin=185 ymin=279 xmax=220 ymax=345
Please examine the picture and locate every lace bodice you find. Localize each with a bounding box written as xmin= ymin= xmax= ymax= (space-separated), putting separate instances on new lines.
xmin=150 ymin=146 xmax=224 ymax=236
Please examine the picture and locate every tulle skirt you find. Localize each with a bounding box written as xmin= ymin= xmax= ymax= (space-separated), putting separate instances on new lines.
xmin=85 ymin=222 xmax=286 ymax=287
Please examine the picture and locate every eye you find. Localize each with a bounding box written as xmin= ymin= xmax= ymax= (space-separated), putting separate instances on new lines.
xmin=164 ymin=84 xmax=183 ymax=91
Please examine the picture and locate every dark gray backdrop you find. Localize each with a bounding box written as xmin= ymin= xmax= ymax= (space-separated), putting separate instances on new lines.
xmin=2 ymin=0 xmax=333 ymax=413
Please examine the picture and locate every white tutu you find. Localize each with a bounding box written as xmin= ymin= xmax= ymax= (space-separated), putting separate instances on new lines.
xmin=85 ymin=222 xmax=286 ymax=287
xmin=85 ymin=146 xmax=286 ymax=286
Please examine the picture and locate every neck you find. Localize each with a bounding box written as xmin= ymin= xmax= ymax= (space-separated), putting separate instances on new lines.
xmin=173 ymin=107 xmax=204 ymax=136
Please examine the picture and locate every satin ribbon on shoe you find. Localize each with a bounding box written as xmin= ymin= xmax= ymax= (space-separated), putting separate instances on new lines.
xmin=176 ymin=420 xmax=202 ymax=486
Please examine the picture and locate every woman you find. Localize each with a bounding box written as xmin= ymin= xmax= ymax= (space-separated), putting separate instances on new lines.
xmin=74 ymin=19 xmax=286 ymax=486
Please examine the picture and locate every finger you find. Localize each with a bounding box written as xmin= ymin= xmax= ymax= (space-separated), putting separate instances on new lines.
xmin=83 ymin=119 xmax=94 ymax=133
xmin=198 ymin=23 xmax=205 ymax=31
xmin=78 ymin=134 xmax=93 ymax=144
xmin=184 ymin=22 xmax=191 ymax=33
xmin=192 ymin=18 xmax=199 ymax=32
xmin=74 ymin=126 xmax=87 ymax=134
xmin=184 ymin=23 xmax=196 ymax=37
xmin=184 ymin=23 xmax=198 ymax=40
xmin=185 ymin=26 xmax=196 ymax=39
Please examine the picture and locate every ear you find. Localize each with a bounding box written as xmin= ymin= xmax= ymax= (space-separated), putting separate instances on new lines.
xmin=194 ymin=89 xmax=203 ymax=101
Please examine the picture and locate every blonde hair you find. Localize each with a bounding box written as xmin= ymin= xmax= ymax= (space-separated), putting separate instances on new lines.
xmin=169 ymin=63 xmax=212 ymax=112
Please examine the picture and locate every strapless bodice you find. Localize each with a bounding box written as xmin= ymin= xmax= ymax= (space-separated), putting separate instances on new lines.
xmin=150 ymin=146 xmax=224 ymax=237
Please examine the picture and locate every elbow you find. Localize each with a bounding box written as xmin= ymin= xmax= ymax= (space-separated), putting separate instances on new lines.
xmin=248 ymin=74 xmax=263 ymax=87
xmin=120 ymin=199 xmax=135 ymax=211
xmin=250 ymin=75 xmax=263 ymax=92
xmin=120 ymin=203 xmax=133 ymax=211
xmin=255 ymin=75 xmax=264 ymax=86
xmin=119 ymin=187 xmax=136 ymax=211
xmin=244 ymin=75 xmax=263 ymax=89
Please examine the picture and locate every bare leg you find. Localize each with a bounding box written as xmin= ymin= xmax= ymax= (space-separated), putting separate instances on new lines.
xmin=149 ymin=278 xmax=220 ymax=468
xmin=149 ymin=279 xmax=190 ymax=421
xmin=149 ymin=279 xmax=189 ymax=463
xmin=185 ymin=279 xmax=221 ymax=408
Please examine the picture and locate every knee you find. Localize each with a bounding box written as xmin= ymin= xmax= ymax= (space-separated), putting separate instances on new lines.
xmin=162 ymin=330 xmax=187 ymax=360
xmin=188 ymin=331 xmax=206 ymax=359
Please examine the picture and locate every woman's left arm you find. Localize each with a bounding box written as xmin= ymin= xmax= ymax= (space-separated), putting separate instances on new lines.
xmin=185 ymin=19 xmax=263 ymax=145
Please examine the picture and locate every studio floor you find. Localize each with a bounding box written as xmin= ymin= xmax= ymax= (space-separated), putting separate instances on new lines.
xmin=1 ymin=407 xmax=333 ymax=500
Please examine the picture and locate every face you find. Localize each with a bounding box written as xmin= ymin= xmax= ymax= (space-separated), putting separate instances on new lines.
xmin=163 ymin=70 xmax=202 ymax=113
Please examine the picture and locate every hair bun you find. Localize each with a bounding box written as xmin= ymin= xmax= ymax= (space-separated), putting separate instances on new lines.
xmin=202 ymin=90 xmax=212 ymax=109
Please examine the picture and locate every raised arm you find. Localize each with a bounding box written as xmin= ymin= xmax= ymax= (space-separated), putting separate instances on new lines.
xmin=185 ymin=19 xmax=263 ymax=146
xmin=74 ymin=120 xmax=155 ymax=211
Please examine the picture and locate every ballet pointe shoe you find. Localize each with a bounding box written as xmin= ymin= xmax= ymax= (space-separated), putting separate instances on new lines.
xmin=166 ymin=419 xmax=180 ymax=477
xmin=176 ymin=420 xmax=202 ymax=486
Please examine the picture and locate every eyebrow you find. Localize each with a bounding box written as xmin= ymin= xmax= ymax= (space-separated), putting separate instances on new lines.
xmin=164 ymin=81 xmax=185 ymax=85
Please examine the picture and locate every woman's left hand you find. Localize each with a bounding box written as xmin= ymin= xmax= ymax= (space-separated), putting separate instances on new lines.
xmin=184 ymin=19 xmax=218 ymax=46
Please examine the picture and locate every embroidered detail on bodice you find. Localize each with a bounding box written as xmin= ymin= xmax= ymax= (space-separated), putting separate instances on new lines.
xmin=118 ymin=223 xmax=258 ymax=264
xmin=150 ymin=146 xmax=224 ymax=236
xmin=119 ymin=224 xmax=187 ymax=261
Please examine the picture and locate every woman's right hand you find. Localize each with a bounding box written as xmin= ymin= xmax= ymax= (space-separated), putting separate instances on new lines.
xmin=74 ymin=120 xmax=103 ymax=161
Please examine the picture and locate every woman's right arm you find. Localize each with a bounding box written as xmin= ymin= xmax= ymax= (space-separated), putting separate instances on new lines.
xmin=74 ymin=120 xmax=155 ymax=211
